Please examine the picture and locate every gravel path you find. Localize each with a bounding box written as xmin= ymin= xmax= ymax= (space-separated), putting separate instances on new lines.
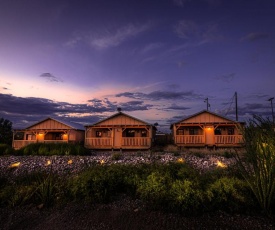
xmin=0 ymin=152 xmax=236 ymax=180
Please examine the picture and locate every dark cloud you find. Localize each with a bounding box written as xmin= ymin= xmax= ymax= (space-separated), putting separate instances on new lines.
xmin=118 ymin=100 xmax=153 ymax=111
xmin=2 ymin=87 xmax=9 ymax=90
xmin=0 ymin=93 xmax=118 ymax=128
xmin=163 ymin=104 xmax=190 ymax=111
xmin=241 ymin=32 xmax=270 ymax=42
xmin=116 ymin=90 xmax=201 ymax=101
xmin=218 ymin=103 xmax=271 ymax=121
xmin=0 ymin=93 xmax=154 ymax=129
xmin=166 ymin=115 xmax=189 ymax=125
xmin=40 ymin=73 xmax=63 ymax=82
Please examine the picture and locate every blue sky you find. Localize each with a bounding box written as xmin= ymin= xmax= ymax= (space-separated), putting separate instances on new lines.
xmin=0 ymin=0 xmax=274 ymax=132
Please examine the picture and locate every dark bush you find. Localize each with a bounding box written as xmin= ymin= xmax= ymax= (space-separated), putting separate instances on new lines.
xmin=19 ymin=143 xmax=88 ymax=156
xmin=0 ymin=144 xmax=13 ymax=155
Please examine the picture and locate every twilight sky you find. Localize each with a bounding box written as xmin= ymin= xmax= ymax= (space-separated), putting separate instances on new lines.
xmin=0 ymin=0 xmax=274 ymax=132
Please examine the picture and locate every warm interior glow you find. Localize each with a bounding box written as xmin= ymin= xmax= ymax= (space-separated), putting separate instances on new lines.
xmin=68 ymin=159 xmax=73 ymax=164
xmin=217 ymin=160 xmax=227 ymax=168
xmin=45 ymin=160 xmax=51 ymax=166
xmin=9 ymin=162 xmax=21 ymax=168
xmin=100 ymin=159 xmax=105 ymax=164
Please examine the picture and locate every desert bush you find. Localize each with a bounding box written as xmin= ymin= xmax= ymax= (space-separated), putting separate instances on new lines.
xmin=33 ymin=173 xmax=59 ymax=207
xmin=169 ymin=179 xmax=203 ymax=213
xmin=0 ymin=171 xmax=62 ymax=208
xmin=235 ymin=116 xmax=275 ymax=214
xmin=137 ymin=171 xmax=172 ymax=207
xmin=69 ymin=165 xmax=133 ymax=203
xmin=206 ymin=177 xmax=249 ymax=212
xmin=0 ymin=144 xmax=13 ymax=155
xmin=20 ymin=143 xmax=88 ymax=156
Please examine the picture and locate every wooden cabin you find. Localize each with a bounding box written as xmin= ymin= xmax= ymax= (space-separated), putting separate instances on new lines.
xmin=13 ymin=117 xmax=85 ymax=149
xmin=171 ymin=110 xmax=244 ymax=148
xmin=85 ymin=112 xmax=156 ymax=150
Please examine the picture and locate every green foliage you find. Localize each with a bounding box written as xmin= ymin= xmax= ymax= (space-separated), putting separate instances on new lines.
xmin=137 ymin=171 xmax=172 ymax=206
xmin=0 ymin=162 xmax=256 ymax=214
xmin=170 ymin=179 xmax=203 ymax=213
xmin=0 ymin=144 xmax=14 ymax=155
xmin=206 ymin=177 xmax=248 ymax=212
xmin=0 ymin=171 xmax=62 ymax=208
xmin=20 ymin=143 xmax=88 ymax=156
xmin=235 ymin=116 xmax=275 ymax=214
xmin=0 ymin=117 xmax=13 ymax=145
xmin=69 ymin=165 xmax=135 ymax=203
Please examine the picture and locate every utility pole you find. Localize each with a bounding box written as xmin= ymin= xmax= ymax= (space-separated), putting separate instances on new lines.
xmin=268 ymin=97 xmax=274 ymax=124
xmin=235 ymin=92 xmax=238 ymax=121
xmin=204 ymin=98 xmax=210 ymax=111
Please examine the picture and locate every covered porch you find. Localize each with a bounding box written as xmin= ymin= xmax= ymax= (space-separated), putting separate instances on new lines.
xmin=85 ymin=126 xmax=152 ymax=149
xmin=13 ymin=129 xmax=69 ymax=150
xmin=174 ymin=123 xmax=243 ymax=147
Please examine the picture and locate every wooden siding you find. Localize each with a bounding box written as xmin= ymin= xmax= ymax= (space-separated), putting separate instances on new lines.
xmin=95 ymin=114 xmax=147 ymax=126
xmin=180 ymin=112 xmax=232 ymax=124
xmin=28 ymin=119 xmax=71 ymax=130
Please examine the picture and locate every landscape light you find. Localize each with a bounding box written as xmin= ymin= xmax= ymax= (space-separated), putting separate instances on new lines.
xmin=216 ymin=160 xmax=227 ymax=168
xmin=9 ymin=162 xmax=21 ymax=168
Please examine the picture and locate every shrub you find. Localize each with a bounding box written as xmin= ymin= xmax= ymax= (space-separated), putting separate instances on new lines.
xmin=20 ymin=143 xmax=88 ymax=156
xmin=137 ymin=171 xmax=172 ymax=207
xmin=206 ymin=177 xmax=249 ymax=212
xmin=69 ymin=165 xmax=132 ymax=203
xmin=0 ymin=144 xmax=13 ymax=155
xmin=235 ymin=116 xmax=275 ymax=214
xmin=170 ymin=179 xmax=203 ymax=213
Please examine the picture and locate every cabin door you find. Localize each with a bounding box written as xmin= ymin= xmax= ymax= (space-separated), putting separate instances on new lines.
xmin=113 ymin=128 xmax=122 ymax=148
xmin=205 ymin=126 xmax=214 ymax=146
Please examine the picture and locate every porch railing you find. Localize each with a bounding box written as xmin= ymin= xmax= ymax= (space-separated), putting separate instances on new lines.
xmin=215 ymin=135 xmax=243 ymax=144
xmin=122 ymin=137 xmax=151 ymax=146
xmin=85 ymin=138 xmax=112 ymax=147
xmin=175 ymin=135 xmax=204 ymax=144
xmin=175 ymin=135 xmax=243 ymax=145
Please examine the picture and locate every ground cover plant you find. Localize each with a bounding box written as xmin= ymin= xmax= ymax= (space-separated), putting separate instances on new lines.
xmin=15 ymin=143 xmax=89 ymax=156
xmin=0 ymin=162 xmax=259 ymax=216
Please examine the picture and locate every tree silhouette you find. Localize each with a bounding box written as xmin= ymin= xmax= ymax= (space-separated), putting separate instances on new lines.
xmin=0 ymin=118 xmax=13 ymax=145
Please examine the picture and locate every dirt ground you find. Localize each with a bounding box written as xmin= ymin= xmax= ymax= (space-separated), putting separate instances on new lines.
xmin=1 ymin=197 xmax=274 ymax=230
